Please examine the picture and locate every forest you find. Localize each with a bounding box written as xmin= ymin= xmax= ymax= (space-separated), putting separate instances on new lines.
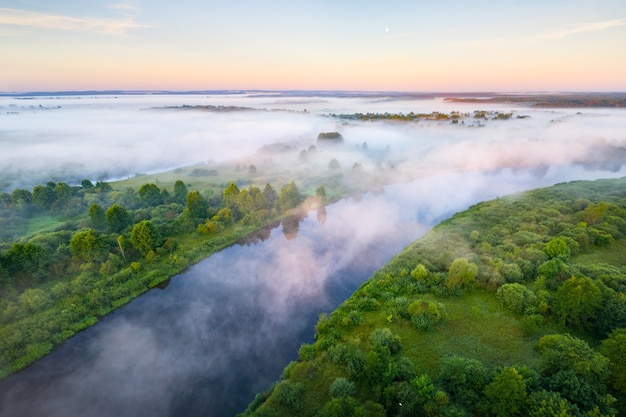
xmin=0 ymin=165 xmax=330 ymax=378
xmin=240 ymin=177 xmax=626 ymax=417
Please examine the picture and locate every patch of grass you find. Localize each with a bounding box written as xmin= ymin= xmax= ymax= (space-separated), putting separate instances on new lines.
xmin=575 ymin=239 xmax=626 ymax=267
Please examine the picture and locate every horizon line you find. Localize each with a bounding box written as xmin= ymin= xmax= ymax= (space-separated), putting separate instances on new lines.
xmin=2 ymin=89 xmax=626 ymax=97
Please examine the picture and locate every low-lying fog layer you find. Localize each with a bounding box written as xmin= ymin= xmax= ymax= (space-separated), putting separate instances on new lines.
xmin=0 ymin=93 xmax=625 ymax=416
xmin=1 ymin=93 xmax=625 ymax=191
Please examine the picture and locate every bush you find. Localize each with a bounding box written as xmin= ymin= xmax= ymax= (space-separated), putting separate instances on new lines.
xmin=495 ymin=283 xmax=538 ymax=315
xmin=407 ymin=300 xmax=446 ymax=331
xmin=329 ymin=377 xmax=356 ymax=398
xmin=369 ymin=328 xmax=402 ymax=354
xmin=273 ymin=380 xmax=305 ymax=412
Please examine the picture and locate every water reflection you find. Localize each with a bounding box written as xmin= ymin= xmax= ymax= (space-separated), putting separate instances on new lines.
xmin=1 ymin=166 xmax=624 ymax=417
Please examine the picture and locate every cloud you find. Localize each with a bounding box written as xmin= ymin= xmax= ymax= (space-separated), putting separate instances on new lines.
xmin=0 ymin=5 xmax=150 ymax=35
xmin=530 ymin=18 xmax=626 ymax=42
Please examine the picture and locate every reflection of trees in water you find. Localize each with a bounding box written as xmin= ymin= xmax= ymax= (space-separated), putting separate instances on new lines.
xmin=317 ymin=206 xmax=327 ymax=224
xmin=282 ymin=214 xmax=305 ymax=240
xmin=238 ymin=221 xmax=279 ymax=246
xmin=155 ymin=278 xmax=171 ymax=290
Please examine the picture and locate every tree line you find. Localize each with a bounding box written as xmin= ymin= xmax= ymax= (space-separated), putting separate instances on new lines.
xmin=0 ymin=176 xmax=314 ymax=376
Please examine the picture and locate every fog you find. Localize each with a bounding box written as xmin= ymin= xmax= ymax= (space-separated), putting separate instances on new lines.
xmin=2 ymin=93 xmax=625 ymax=192
xmin=0 ymin=93 xmax=625 ymax=416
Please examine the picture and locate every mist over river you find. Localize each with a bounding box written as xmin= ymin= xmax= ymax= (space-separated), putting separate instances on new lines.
xmin=2 ymin=165 xmax=625 ymax=417
xmin=1 ymin=93 xmax=625 ymax=416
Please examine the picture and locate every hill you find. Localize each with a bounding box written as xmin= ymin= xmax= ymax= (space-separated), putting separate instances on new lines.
xmin=241 ymin=177 xmax=626 ymax=416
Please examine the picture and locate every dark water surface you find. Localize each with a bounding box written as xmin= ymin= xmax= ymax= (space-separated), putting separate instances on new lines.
xmin=0 ymin=168 xmax=620 ymax=417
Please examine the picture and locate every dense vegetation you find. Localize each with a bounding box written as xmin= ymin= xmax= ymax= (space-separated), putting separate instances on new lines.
xmin=241 ymin=177 xmax=626 ymax=417
xmin=0 ymin=170 xmax=331 ymax=377
xmin=444 ymin=93 xmax=626 ymax=108
xmin=331 ymin=110 xmax=521 ymax=123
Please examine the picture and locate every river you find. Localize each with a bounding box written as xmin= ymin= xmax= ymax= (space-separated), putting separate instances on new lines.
xmin=0 ymin=167 xmax=624 ymax=417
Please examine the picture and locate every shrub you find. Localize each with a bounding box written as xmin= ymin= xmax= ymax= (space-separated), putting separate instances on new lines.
xmin=329 ymin=377 xmax=356 ymax=398
xmin=273 ymin=380 xmax=305 ymax=412
xmin=495 ymin=283 xmax=538 ymax=315
xmin=407 ymin=300 xmax=446 ymax=331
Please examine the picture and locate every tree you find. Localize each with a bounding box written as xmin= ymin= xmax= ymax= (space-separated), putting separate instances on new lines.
xmin=69 ymin=229 xmax=108 ymax=262
xmin=130 ymin=220 xmax=160 ymax=256
xmin=407 ymin=300 xmax=446 ymax=331
xmin=11 ymin=188 xmax=32 ymax=210
xmin=32 ymin=184 xmax=56 ymax=211
xmin=279 ymin=181 xmax=302 ymax=212
xmin=329 ymin=158 xmax=341 ymax=170
xmin=438 ymin=355 xmax=488 ymax=409
xmin=527 ymin=390 xmax=575 ymax=417
xmin=186 ymin=190 xmax=208 ymax=221
xmin=446 ymin=258 xmax=478 ymax=291
xmin=483 ymin=367 xmax=527 ymax=417
xmin=329 ymin=377 xmax=356 ymax=398
xmin=544 ymin=237 xmax=570 ymax=259
xmin=88 ymin=203 xmax=106 ymax=231
xmin=106 ymin=204 xmax=132 ymax=233
xmin=496 ymin=283 xmax=538 ymax=314
xmin=173 ymin=180 xmax=188 ymax=204
xmin=4 ymin=243 xmax=48 ymax=283
xmin=263 ymin=183 xmax=278 ymax=209
xmin=223 ymin=183 xmax=241 ymax=218
xmin=553 ymin=276 xmax=602 ymax=328
xmin=536 ymin=334 xmax=612 ymax=413
xmin=599 ymin=328 xmax=626 ymax=394
xmin=137 ymin=183 xmax=163 ymax=207
xmin=316 ymin=185 xmax=327 ymax=203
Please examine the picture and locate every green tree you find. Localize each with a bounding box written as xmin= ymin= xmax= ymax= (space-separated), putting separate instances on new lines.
xmin=527 ymin=390 xmax=575 ymax=417
xmin=329 ymin=377 xmax=356 ymax=398
xmin=545 ymin=237 xmax=570 ymax=259
xmin=81 ymin=179 xmax=94 ymax=189
xmin=223 ymin=183 xmax=241 ymax=218
xmin=599 ymin=328 xmax=626 ymax=394
xmin=173 ymin=180 xmax=188 ymax=204
xmin=536 ymin=334 xmax=612 ymax=413
xmin=438 ymin=355 xmax=488 ymax=409
xmin=4 ymin=243 xmax=48 ymax=283
xmin=69 ymin=229 xmax=108 ymax=262
xmin=263 ymin=183 xmax=279 ymax=209
xmin=553 ymin=276 xmax=602 ymax=327
xmin=130 ymin=220 xmax=160 ymax=256
xmin=316 ymin=185 xmax=327 ymax=203
xmin=137 ymin=183 xmax=163 ymax=207
xmin=496 ymin=283 xmax=538 ymax=314
xmin=483 ymin=367 xmax=527 ymax=417
xmin=11 ymin=188 xmax=32 ymax=210
xmin=32 ymin=184 xmax=56 ymax=211
xmin=88 ymin=203 xmax=106 ymax=231
xmin=407 ymin=300 xmax=446 ymax=331
xmin=279 ymin=181 xmax=302 ymax=212
xmin=186 ymin=190 xmax=208 ymax=221
xmin=105 ymin=204 xmax=132 ymax=233
xmin=446 ymin=258 xmax=478 ymax=291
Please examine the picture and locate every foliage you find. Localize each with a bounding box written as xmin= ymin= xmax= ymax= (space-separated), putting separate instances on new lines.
xmin=446 ymin=258 xmax=478 ymax=292
xmin=552 ymin=276 xmax=602 ymax=328
xmin=495 ymin=283 xmax=538 ymax=315
xmin=329 ymin=377 xmax=356 ymax=398
xmin=599 ymin=328 xmax=626 ymax=394
xmin=130 ymin=220 xmax=160 ymax=256
xmin=407 ymin=299 xmax=446 ymax=331
xmin=240 ymin=177 xmax=626 ymax=417
xmin=483 ymin=366 xmax=528 ymax=417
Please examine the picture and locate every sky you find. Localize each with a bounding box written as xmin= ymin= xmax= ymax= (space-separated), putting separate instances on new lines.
xmin=1 ymin=0 xmax=626 ymax=92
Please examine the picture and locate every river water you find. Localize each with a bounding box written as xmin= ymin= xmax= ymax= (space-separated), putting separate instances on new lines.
xmin=0 ymin=167 xmax=624 ymax=417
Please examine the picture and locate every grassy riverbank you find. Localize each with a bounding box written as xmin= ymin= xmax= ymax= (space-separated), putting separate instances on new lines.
xmin=241 ymin=177 xmax=626 ymax=416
